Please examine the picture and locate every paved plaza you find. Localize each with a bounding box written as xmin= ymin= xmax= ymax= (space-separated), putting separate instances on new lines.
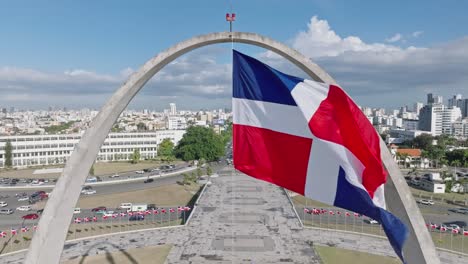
xmin=1 ymin=167 xmax=466 ymax=263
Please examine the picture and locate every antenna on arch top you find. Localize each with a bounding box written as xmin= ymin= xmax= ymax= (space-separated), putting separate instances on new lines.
xmin=226 ymin=13 xmax=236 ymax=32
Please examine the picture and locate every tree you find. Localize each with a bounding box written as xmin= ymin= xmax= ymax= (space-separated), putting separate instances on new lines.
xmin=206 ymin=166 xmax=212 ymax=176
xmin=174 ymin=126 xmax=224 ymax=161
xmin=131 ymin=149 xmax=141 ymax=164
xmin=158 ymin=138 xmax=174 ymax=157
xmin=137 ymin=122 xmax=147 ymax=131
xmin=412 ymin=134 xmax=433 ymax=150
xmin=4 ymin=140 xmax=12 ymax=168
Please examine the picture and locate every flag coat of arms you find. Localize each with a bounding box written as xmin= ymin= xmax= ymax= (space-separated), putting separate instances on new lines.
xmin=232 ymin=50 xmax=408 ymax=261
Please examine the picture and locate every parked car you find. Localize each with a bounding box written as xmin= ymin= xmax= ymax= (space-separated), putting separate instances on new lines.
xmin=103 ymin=210 xmax=115 ymax=217
xmin=135 ymin=170 xmax=145 ymax=174
xmin=16 ymin=205 xmax=32 ymax=211
xmin=22 ymin=213 xmax=39 ymax=220
xmin=36 ymin=209 xmax=44 ymax=214
xmin=0 ymin=208 xmax=14 ymax=215
xmin=118 ymin=203 xmax=132 ymax=211
xmin=143 ymin=178 xmax=154 ymax=183
xmin=18 ymin=196 xmax=29 ymax=202
xmin=448 ymin=208 xmax=468 ymax=214
xmin=418 ymin=199 xmax=434 ymax=205
xmin=82 ymin=190 xmax=96 ymax=195
xmin=91 ymin=206 xmax=107 ymax=212
xmin=110 ymin=174 xmax=120 ymax=178
xmin=147 ymin=204 xmax=157 ymax=210
xmin=129 ymin=215 xmax=144 ymax=221
xmin=73 ymin=208 xmax=81 ymax=214
xmin=0 ymin=201 xmax=7 ymax=207
xmin=365 ymin=219 xmax=379 ymax=224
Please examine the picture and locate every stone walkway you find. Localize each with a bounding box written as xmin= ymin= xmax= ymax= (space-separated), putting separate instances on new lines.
xmin=1 ymin=167 xmax=466 ymax=263
xmin=167 ymin=168 xmax=319 ymax=263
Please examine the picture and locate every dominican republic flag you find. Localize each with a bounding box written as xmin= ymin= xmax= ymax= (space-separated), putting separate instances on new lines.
xmin=232 ymin=50 xmax=408 ymax=262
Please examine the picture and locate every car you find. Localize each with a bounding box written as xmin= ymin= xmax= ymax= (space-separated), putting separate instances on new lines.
xmin=119 ymin=203 xmax=132 ymax=211
xmin=448 ymin=208 xmax=468 ymax=214
xmin=103 ymin=210 xmax=115 ymax=217
xmin=143 ymin=168 xmax=151 ymax=173
xmin=143 ymin=178 xmax=154 ymax=183
xmin=365 ymin=218 xmax=379 ymax=224
xmin=31 ymin=181 xmax=44 ymax=186
xmin=109 ymin=174 xmax=120 ymax=178
xmin=36 ymin=209 xmax=44 ymax=214
xmin=129 ymin=215 xmax=144 ymax=221
xmin=0 ymin=201 xmax=7 ymax=207
xmin=91 ymin=206 xmax=107 ymax=212
xmin=147 ymin=204 xmax=157 ymax=210
xmin=73 ymin=208 xmax=81 ymax=214
xmin=135 ymin=170 xmax=145 ymax=174
xmin=22 ymin=213 xmax=39 ymax=220
xmin=0 ymin=209 xmax=14 ymax=215
xmin=82 ymin=190 xmax=96 ymax=195
xmin=418 ymin=199 xmax=434 ymax=205
xmin=18 ymin=196 xmax=29 ymax=202
xmin=82 ymin=186 xmax=92 ymax=190
xmin=16 ymin=205 xmax=32 ymax=211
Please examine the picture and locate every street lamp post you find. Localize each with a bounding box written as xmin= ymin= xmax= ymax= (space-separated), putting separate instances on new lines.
xmin=226 ymin=13 xmax=236 ymax=32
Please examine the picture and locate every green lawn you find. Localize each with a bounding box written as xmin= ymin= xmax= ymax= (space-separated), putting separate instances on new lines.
xmin=315 ymin=245 xmax=400 ymax=264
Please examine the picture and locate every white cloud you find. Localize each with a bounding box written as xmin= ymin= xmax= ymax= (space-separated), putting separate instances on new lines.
xmin=263 ymin=16 xmax=468 ymax=108
xmin=386 ymin=33 xmax=402 ymax=43
xmin=291 ymin=16 xmax=401 ymax=58
xmin=412 ymin=31 xmax=423 ymax=38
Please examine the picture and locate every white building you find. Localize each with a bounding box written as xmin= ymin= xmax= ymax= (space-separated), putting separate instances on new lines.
xmin=452 ymin=119 xmax=468 ymax=139
xmin=166 ymin=117 xmax=187 ymax=130
xmin=0 ymin=130 xmax=185 ymax=168
xmin=418 ymin=104 xmax=461 ymax=136
xmin=169 ymin=103 xmax=177 ymax=116
xmin=413 ymin=102 xmax=424 ymax=115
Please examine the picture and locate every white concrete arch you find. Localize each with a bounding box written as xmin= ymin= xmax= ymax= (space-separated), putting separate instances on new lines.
xmin=25 ymin=31 xmax=438 ymax=264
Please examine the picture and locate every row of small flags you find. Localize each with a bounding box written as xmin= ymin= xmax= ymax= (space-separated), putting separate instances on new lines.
xmin=73 ymin=206 xmax=191 ymax=223
xmin=304 ymin=208 xmax=361 ymax=217
xmin=426 ymin=223 xmax=468 ymax=235
xmin=0 ymin=226 xmax=38 ymax=237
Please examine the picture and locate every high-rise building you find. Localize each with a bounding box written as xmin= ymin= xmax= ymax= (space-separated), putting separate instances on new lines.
xmin=169 ymin=103 xmax=176 ymax=116
xmin=413 ymin=102 xmax=423 ymax=115
xmin=427 ymin=93 xmax=443 ymax=105
xmin=419 ymin=104 xmax=462 ymax=136
xmin=448 ymin=95 xmax=468 ymax=118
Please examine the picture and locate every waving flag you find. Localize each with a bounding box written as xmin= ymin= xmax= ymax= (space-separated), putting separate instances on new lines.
xmin=232 ymin=50 xmax=408 ymax=262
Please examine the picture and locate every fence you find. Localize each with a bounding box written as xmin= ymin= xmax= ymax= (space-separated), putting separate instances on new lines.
xmin=0 ymin=206 xmax=192 ymax=255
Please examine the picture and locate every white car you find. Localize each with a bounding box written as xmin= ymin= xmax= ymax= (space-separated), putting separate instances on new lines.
xmin=73 ymin=208 xmax=81 ymax=214
xmin=17 ymin=196 xmax=29 ymax=202
xmin=103 ymin=210 xmax=115 ymax=217
xmin=366 ymin=218 xmax=379 ymax=224
xmin=135 ymin=170 xmax=145 ymax=174
xmin=82 ymin=190 xmax=96 ymax=195
xmin=110 ymin=174 xmax=120 ymax=178
xmin=31 ymin=181 xmax=44 ymax=186
xmin=16 ymin=205 xmax=32 ymax=211
xmin=0 ymin=201 xmax=7 ymax=207
xmin=418 ymin=199 xmax=434 ymax=205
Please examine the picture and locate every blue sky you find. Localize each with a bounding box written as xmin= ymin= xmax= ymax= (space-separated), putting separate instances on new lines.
xmin=1 ymin=0 xmax=467 ymax=110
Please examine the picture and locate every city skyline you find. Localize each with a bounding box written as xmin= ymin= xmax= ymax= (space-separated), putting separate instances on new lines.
xmin=1 ymin=1 xmax=468 ymax=109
